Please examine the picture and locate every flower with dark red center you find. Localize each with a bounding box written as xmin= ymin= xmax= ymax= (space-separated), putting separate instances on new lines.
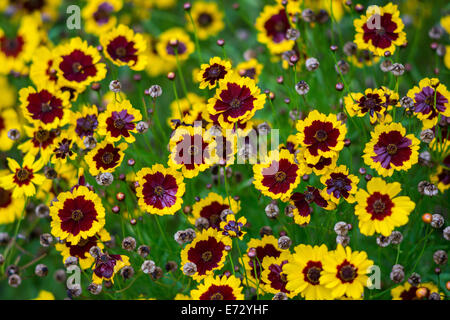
xmin=169 ymin=125 xmax=216 ymax=178
xmin=189 ymin=192 xmax=240 ymax=229
xmin=0 ymin=183 xmax=25 ymax=225
xmin=19 ymin=86 xmax=71 ymax=129
xmin=191 ymin=275 xmax=244 ymax=300
xmin=261 ymin=255 xmax=294 ymax=297
xmin=92 ymin=252 xmax=130 ymax=284
xmin=98 ymin=99 xmax=142 ymax=143
xmin=54 ymin=37 xmax=107 ymax=89
xmin=207 ymin=74 xmax=266 ymax=128
xmin=135 ymin=164 xmax=185 ymax=216
xmin=320 ymin=165 xmax=359 ymax=204
xmin=296 ymin=110 xmax=347 ymax=164
xmin=344 ymin=88 xmax=388 ymax=124
xmin=85 ymin=140 xmax=127 ymax=176
xmin=431 ymin=155 xmax=450 ymax=193
xmin=354 ymin=3 xmax=406 ymax=56
xmin=321 ymin=245 xmax=374 ymax=299
xmin=50 ymin=185 xmax=106 ymax=245
xmin=156 ymin=28 xmax=194 ymax=63
xmin=253 ymin=149 xmax=302 ymax=201
xmin=355 ymin=177 xmax=415 ymax=236
xmin=284 ymin=244 xmax=332 ymax=300
xmin=70 ymin=105 xmax=99 ymax=148
xmin=181 ymin=228 xmax=232 ymax=281
xmin=198 ymin=57 xmax=231 ymax=89
xmin=391 ymin=282 xmax=442 ymax=300
xmin=407 ymin=78 xmax=450 ymax=129
xmin=0 ymin=35 xmax=24 ymax=58
xmin=100 ymin=24 xmax=147 ymax=70
xmin=289 ymin=186 xmax=334 ymax=226
xmin=187 ymin=2 xmax=225 ymax=40
xmin=236 ymin=59 xmax=263 ymax=83
xmin=363 ymin=122 xmax=420 ymax=177
xmin=255 ymin=4 xmax=294 ymax=54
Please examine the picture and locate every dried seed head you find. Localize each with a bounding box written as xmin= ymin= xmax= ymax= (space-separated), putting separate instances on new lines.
xmin=436 ymin=44 xmax=446 ymax=57
xmin=148 ymin=85 xmax=163 ymax=98
xmin=335 ymin=60 xmax=350 ymax=75
xmin=183 ymin=262 xmax=197 ymax=276
xmin=136 ymin=121 xmax=149 ymax=133
xmin=295 ymin=80 xmax=310 ymax=95
xmin=273 ymin=292 xmax=288 ymax=300
xmin=259 ymin=226 xmax=273 ymax=237
xmin=7 ymin=128 xmax=20 ymax=141
xmin=141 ymin=260 xmax=156 ymax=274
xmin=121 ymin=236 xmax=137 ymax=251
xmin=443 ymin=226 xmax=450 ymax=241
xmin=278 ymin=236 xmax=292 ymax=250
xmin=285 ymin=28 xmax=300 ymax=41
xmin=390 ymin=63 xmax=405 ymax=76
xmin=89 ymin=246 xmax=102 ymax=259
xmin=418 ymin=181 xmax=438 ymax=197
xmin=195 ymin=217 xmax=210 ymax=231
xmin=109 ymin=80 xmax=122 ymax=93
xmin=431 ymin=214 xmax=444 ymax=229
xmin=121 ymin=265 xmax=135 ymax=280
xmin=0 ymin=232 xmax=10 ymax=245
xmin=301 ymin=8 xmax=315 ymax=22
xmin=35 ymin=204 xmax=50 ymax=218
xmin=137 ymin=245 xmax=151 ymax=258
xmin=6 ymin=264 xmax=19 ymax=276
xmin=380 ymin=60 xmax=393 ymax=73
xmin=150 ymin=266 xmax=163 ymax=280
xmin=336 ymin=235 xmax=350 ymax=247
xmin=428 ymin=26 xmax=444 ymax=40
xmin=54 ymin=269 xmax=66 ymax=282
xmin=334 ymin=221 xmax=349 ymax=236
xmin=429 ymin=292 xmax=441 ymax=300
xmin=257 ymin=122 xmax=271 ymax=135
xmin=389 ymin=231 xmax=403 ymax=245
xmin=39 ymin=233 xmax=53 ymax=247
xmin=87 ymin=283 xmax=102 ymax=295
xmin=343 ymin=42 xmax=358 ymax=56
xmin=83 ymin=136 xmax=97 ymax=150
xmin=305 ymin=57 xmax=319 ymax=71
xmin=376 ymin=235 xmax=391 ymax=247
xmin=64 ymin=256 xmax=78 ymax=268
xmin=419 ymin=129 xmax=434 ymax=144
xmin=95 ymin=172 xmax=114 ymax=186
xmin=408 ymin=272 xmax=421 ymax=286
xmin=67 ymin=284 xmax=82 ymax=298
xmin=418 ymin=151 xmax=432 ymax=167
xmin=433 ymin=250 xmax=448 ymax=265
xmin=284 ymin=204 xmax=295 ymax=217
xmin=220 ymin=208 xmax=234 ymax=221
xmin=174 ymin=228 xmax=196 ymax=245
xmin=265 ymin=202 xmax=279 ymax=219
xmin=8 ymin=274 xmax=21 ymax=288
xmin=44 ymin=166 xmax=57 ymax=179
xmin=165 ymin=261 xmax=178 ymax=272
xmin=390 ymin=264 xmax=405 ymax=283
xmin=35 ymin=264 xmax=48 ymax=277
xmin=400 ymin=96 xmax=414 ymax=110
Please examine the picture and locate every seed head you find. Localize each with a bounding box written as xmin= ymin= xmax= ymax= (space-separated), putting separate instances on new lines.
xmin=87 ymin=283 xmax=102 ymax=295
xmin=35 ymin=264 xmax=48 ymax=277
xmin=121 ymin=265 xmax=135 ymax=280
xmin=305 ymin=57 xmax=319 ymax=71
xmin=7 ymin=129 xmax=20 ymax=141
xmin=39 ymin=233 xmax=53 ymax=247
xmin=121 ymin=236 xmax=137 ymax=251
xmin=295 ymin=80 xmax=310 ymax=95
xmin=148 ymin=85 xmax=163 ymax=98
xmin=418 ymin=181 xmax=438 ymax=197
xmin=443 ymin=226 xmax=450 ymax=241
xmin=400 ymin=96 xmax=414 ymax=110
xmin=64 ymin=256 xmax=78 ymax=268
xmin=336 ymin=235 xmax=350 ymax=247
xmin=278 ymin=235 xmax=292 ymax=250
xmin=8 ymin=274 xmax=21 ymax=288
xmin=431 ymin=214 xmax=444 ymax=229
xmin=174 ymin=228 xmax=196 ymax=245
xmin=273 ymin=292 xmax=288 ymax=300
xmin=165 ymin=261 xmax=178 ymax=272
xmin=141 ymin=260 xmax=156 ymax=274
xmin=95 ymin=172 xmax=114 ymax=186
xmin=259 ymin=226 xmax=273 ymax=237
xmin=376 ymin=235 xmax=391 ymax=247
xmin=265 ymin=202 xmax=279 ymax=219
xmin=89 ymin=246 xmax=102 ymax=259
xmin=83 ymin=136 xmax=97 ymax=150
xmin=334 ymin=221 xmax=349 ymax=236
xmin=390 ymin=264 xmax=405 ymax=283
xmin=389 ymin=231 xmax=403 ymax=245
xmin=195 ymin=217 xmax=210 ymax=231
xmin=137 ymin=245 xmax=151 ymax=258
xmin=183 ymin=262 xmax=197 ymax=276
xmin=285 ymin=28 xmax=300 ymax=41
xmin=109 ymin=80 xmax=122 ymax=93
xmin=390 ymin=63 xmax=405 ymax=76
xmin=380 ymin=60 xmax=393 ymax=73
xmin=433 ymin=250 xmax=447 ymax=265
xmin=136 ymin=121 xmax=149 ymax=133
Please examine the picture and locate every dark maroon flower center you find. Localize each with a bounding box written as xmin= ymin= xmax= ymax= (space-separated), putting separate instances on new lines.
xmin=303 ymin=120 xmax=340 ymax=156
xmin=141 ymin=172 xmax=179 ymax=210
xmin=303 ymin=260 xmax=323 ymax=285
xmin=199 ymin=285 xmax=236 ymax=300
xmin=175 ymin=134 xmax=210 ymax=169
xmin=76 ymin=114 xmax=98 ymax=138
xmin=0 ymin=35 xmax=24 ymax=57
xmin=203 ymin=64 xmax=227 ymax=85
xmin=166 ymin=41 xmax=187 ymax=56
xmin=0 ymin=187 xmax=12 ymax=208
xmin=314 ymin=129 xmax=328 ymax=142
xmin=366 ymin=192 xmax=394 ymax=220
xmin=198 ymin=13 xmax=213 ymax=26
xmin=107 ymin=36 xmax=138 ymax=64
xmin=336 ymin=260 xmax=357 ymax=283
xmin=326 ymin=173 xmax=352 ymax=199
xmin=261 ymin=158 xmax=298 ymax=195
xmin=372 ymin=130 xmax=412 ymax=169
xmin=14 ymin=167 xmax=33 ymax=186
xmin=359 ymin=93 xmax=383 ymax=117
xmin=199 ymin=201 xmax=229 ymax=229
xmin=187 ymin=237 xmax=225 ymax=276
xmin=362 ymin=13 xmax=399 ymax=49
xmin=92 ymin=143 xmax=121 ymax=170
xmin=264 ymin=9 xmax=289 ymax=43
xmin=93 ymin=2 xmax=114 ymax=24
xmin=53 ymin=138 xmax=73 ymax=160
xmin=414 ymin=86 xmax=448 ymax=120
xmin=58 ymin=195 xmax=99 ymax=236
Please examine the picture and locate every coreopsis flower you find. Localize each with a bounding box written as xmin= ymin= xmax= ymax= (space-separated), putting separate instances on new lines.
xmin=207 ymin=74 xmax=266 ymax=129
xmin=29 ymin=46 xmax=60 ymax=93
xmin=189 ymin=192 xmax=240 ymax=229
xmin=284 ymin=244 xmax=333 ymax=300
xmin=180 ymin=228 xmax=232 ymax=281
xmin=391 ymin=281 xmax=443 ymax=300
xmin=220 ymin=214 xmax=247 ymax=240
xmin=354 ymin=178 xmax=415 ymax=237
xmin=98 ymin=99 xmax=142 ymax=143
xmin=363 ymin=122 xmax=420 ymax=177
xmin=321 ymin=245 xmax=374 ymax=299
xmin=82 ymin=0 xmax=123 ymax=37
xmin=50 ymin=185 xmax=106 ymax=245
xmin=135 ymin=164 xmax=185 ymax=216
xmin=289 ymin=187 xmax=335 ymax=226
xmin=0 ymin=154 xmax=45 ymax=199
xmin=51 ymin=133 xmax=76 ymax=164
xmin=353 ymin=3 xmax=406 ymax=56
xmin=92 ymin=252 xmax=130 ymax=284
xmin=143 ymin=34 xmax=176 ymax=77
xmin=344 ymin=88 xmax=388 ymax=124
xmin=296 ymin=110 xmax=347 ymax=164
xmin=187 ymin=1 xmax=224 ymax=40
xmin=190 ymin=275 xmax=244 ymax=300
xmin=0 ymin=15 xmax=39 ymax=74
xmin=430 ymin=155 xmax=450 ymax=193
xmin=19 ymin=86 xmax=71 ymax=130
xmin=253 ymin=149 xmax=303 ymax=201
xmin=197 ymin=57 xmax=232 ymax=90
xmin=320 ymin=165 xmax=359 ymax=204
xmin=84 ymin=140 xmax=127 ymax=176
xmin=55 ymin=229 xmax=111 ymax=270
xmin=156 ymin=28 xmax=195 ymax=63
xmin=100 ymin=24 xmax=147 ymax=71
xmin=297 ymin=147 xmax=338 ymax=176
xmin=0 ymin=108 xmax=21 ymax=152
xmin=260 ymin=253 xmax=295 ymax=298
xmin=255 ymin=4 xmax=294 ymax=55
xmin=168 ymin=125 xmax=216 ymax=178
xmin=0 ymin=171 xmax=26 ymax=224
xmin=167 ymin=93 xmax=205 ymax=128
xmin=242 ymin=235 xmax=287 ymax=290
xmin=236 ymin=59 xmax=263 ymax=83
xmin=53 ymin=37 xmax=107 ymax=90
xmin=69 ymin=105 xmax=99 ymax=148
xmin=407 ymin=78 xmax=450 ymax=129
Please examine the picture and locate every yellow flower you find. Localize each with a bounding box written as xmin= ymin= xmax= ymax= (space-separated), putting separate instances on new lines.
xmin=355 ymin=177 xmax=415 ymax=237
xmin=0 ymin=154 xmax=45 ymax=199
xmin=100 ymin=24 xmax=147 ymax=70
xmin=143 ymin=34 xmax=176 ymax=77
xmin=344 ymin=88 xmax=388 ymax=124
xmin=84 ymin=140 xmax=127 ymax=176
xmin=197 ymin=57 xmax=232 ymax=90
xmin=33 ymin=290 xmax=55 ymax=300
xmin=391 ymin=281 xmax=443 ymax=300
xmin=321 ymin=245 xmax=374 ymax=299
xmin=0 ymin=107 xmax=21 ymax=152
xmin=69 ymin=104 xmax=100 ymax=148
xmin=92 ymin=252 xmax=130 ymax=284
xmin=220 ymin=214 xmax=247 ymax=240
xmin=156 ymin=28 xmax=195 ymax=63
xmin=82 ymin=0 xmax=123 ymax=36
xmin=50 ymin=132 xmax=77 ymax=165
xmin=187 ymin=1 xmax=225 ymax=40
xmin=260 ymin=252 xmax=296 ymax=298
xmin=190 ymin=275 xmax=244 ymax=300
xmin=236 ymin=59 xmax=263 ymax=83
xmin=168 ymin=93 xmax=206 ymax=128
xmin=29 ymin=46 xmax=60 ymax=93
xmin=0 ymin=170 xmax=25 ymax=225
xmin=320 ymin=165 xmax=359 ymax=204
